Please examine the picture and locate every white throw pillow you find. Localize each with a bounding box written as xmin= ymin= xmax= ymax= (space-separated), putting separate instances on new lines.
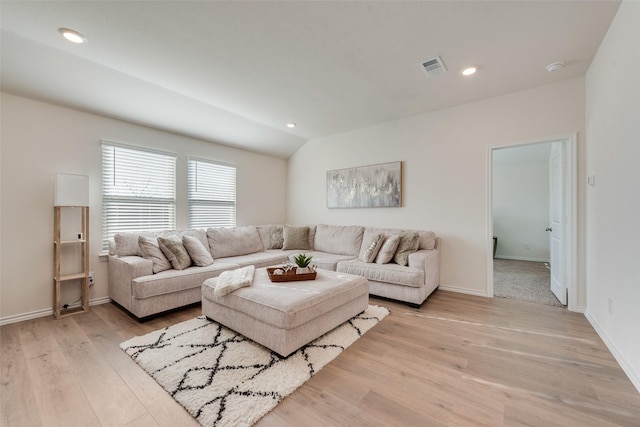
xmin=183 ymin=235 xmax=214 ymax=267
xmin=360 ymin=233 xmax=385 ymax=263
xmin=375 ymin=235 xmax=400 ymax=264
xmin=138 ymin=235 xmax=172 ymax=273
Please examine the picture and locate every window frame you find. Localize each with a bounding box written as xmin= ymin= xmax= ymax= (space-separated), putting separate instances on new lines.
xmin=101 ymin=141 xmax=177 ymax=252
xmin=187 ymin=157 xmax=237 ymax=230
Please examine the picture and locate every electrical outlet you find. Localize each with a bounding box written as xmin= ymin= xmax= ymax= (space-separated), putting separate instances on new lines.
xmin=89 ymin=272 xmax=95 ymax=287
xmin=608 ymin=298 xmax=613 ymax=314
xmin=524 ymin=244 xmax=530 ymax=250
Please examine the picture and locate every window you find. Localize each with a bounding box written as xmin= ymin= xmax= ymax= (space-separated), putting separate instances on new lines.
xmin=102 ymin=143 xmax=176 ymax=251
xmin=188 ymin=158 xmax=236 ymax=229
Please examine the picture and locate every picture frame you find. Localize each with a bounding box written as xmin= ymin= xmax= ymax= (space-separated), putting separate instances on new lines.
xmin=326 ymin=161 xmax=402 ymax=208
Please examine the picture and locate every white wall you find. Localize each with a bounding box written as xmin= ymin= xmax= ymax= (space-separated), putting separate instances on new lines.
xmin=288 ymin=78 xmax=586 ymax=298
xmin=0 ymin=93 xmax=288 ymax=322
xmin=492 ymin=143 xmax=551 ymax=261
xmin=585 ymin=0 xmax=640 ymax=391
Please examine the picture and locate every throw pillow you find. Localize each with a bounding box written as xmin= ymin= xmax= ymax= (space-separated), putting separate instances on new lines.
xmin=269 ymin=225 xmax=284 ymax=249
xmin=158 ymin=235 xmax=192 ymax=270
xmin=138 ymin=235 xmax=172 ymax=273
xmin=393 ymin=231 xmax=420 ymax=266
xmin=182 ymin=235 xmax=214 ymax=267
xmin=115 ymin=232 xmax=142 ymax=257
xmin=282 ymin=225 xmax=311 ymax=250
xmin=374 ymin=234 xmax=400 ymax=264
xmin=360 ymin=233 xmax=385 ymax=263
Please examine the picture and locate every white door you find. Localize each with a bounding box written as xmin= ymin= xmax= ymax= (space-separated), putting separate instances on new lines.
xmin=549 ymin=142 xmax=567 ymax=305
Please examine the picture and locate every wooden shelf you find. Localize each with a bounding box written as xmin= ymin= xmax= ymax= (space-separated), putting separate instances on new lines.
xmin=54 ymin=206 xmax=90 ymax=319
xmin=55 ymin=240 xmax=87 ymax=245
xmin=55 ymin=272 xmax=87 ymax=281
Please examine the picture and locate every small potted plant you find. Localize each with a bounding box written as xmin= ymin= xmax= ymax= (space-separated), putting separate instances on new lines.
xmin=293 ymin=253 xmax=314 ymax=274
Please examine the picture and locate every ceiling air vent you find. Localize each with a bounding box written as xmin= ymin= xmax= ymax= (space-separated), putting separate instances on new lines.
xmin=422 ymin=56 xmax=447 ymax=76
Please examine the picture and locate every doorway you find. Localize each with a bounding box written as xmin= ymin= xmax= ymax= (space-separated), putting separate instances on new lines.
xmin=487 ymin=135 xmax=577 ymax=310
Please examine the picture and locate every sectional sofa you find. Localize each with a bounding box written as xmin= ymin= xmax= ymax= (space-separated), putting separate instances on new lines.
xmin=108 ymin=224 xmax=440 ymax=319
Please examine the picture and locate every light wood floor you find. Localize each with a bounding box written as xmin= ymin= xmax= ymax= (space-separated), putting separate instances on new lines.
xmin=2 ymin=290 xmax=639 ymax=426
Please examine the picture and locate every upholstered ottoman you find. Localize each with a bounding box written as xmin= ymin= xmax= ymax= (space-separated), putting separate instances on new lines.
xmin=201 ymin=267 xmax=369 ymax=356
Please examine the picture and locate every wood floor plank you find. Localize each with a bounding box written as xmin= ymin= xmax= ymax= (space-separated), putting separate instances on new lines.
xmin=1 ymin=323 xmax=42 ymax=427
xmin=1 ymin=291 xmax=639 ymax=426
xmin=50 ymin=315 xmax=148 ymax=426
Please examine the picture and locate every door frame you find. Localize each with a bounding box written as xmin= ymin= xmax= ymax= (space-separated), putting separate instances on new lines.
xmin=486 ymin=133 xmax=578 ymax=311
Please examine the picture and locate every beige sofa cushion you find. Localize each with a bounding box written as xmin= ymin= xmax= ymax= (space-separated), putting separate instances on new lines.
xmin=207 ymin=226 xmax=263 ymax=258
xmin=314 ymin=224 xmax=364 ymax=256
xmin=337 ymin=260 xmax=425 ymax=288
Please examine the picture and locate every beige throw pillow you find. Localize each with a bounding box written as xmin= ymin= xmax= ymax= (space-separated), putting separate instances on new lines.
xmin=138 ymin=235 xmax=172 ymax=273
xmin=158 ymin=236 xmax=192 ymax=270
xmin=393 ymin=232 xmax=420 ymax=266
xmin=115 ymin=232 xmax=143 ymax=256
xmin=182 ymin=235 xmax=214 ymax=267
xmin=374 ymin=234 xmax=401 ymax=264
xmin=282 ymin=225 xmax=311 ymax=250
xmin=360 ymin=233 xmax=385 ymax=263
xmin=269 ymin=225 xmax=284 ymax=249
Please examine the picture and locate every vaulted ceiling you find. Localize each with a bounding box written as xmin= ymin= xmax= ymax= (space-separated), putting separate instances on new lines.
xmin=0 ymin=1 xmax=620 ymax=158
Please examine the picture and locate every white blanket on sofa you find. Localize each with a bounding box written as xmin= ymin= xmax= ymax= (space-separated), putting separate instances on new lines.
xmin=213 ymin=265 xmax=255 ymax=297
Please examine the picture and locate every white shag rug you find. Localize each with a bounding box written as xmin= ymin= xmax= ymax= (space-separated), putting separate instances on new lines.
xmin=120 ymin=304 xmax=389 ymax=427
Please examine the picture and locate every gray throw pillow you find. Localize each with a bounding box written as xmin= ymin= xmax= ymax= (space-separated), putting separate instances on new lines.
xmin=182 ymin=235 xmax=214 ymax=267
xmin=138 ymin=235 xmax=172 ymax=273
xmin=158 ymin=235 xmax=192 ymax=270
xmin=269 ymin=225 xmax=284 ymax=249
xmin=375 ymin=234 xmax=400 ymax=264
xmin=360 ymin=233 xmax=385 ymax=263
xmin=282 ymin=225 xmax=311 ymax=250
xmin=393 ymin=232 xmax=420 ymax=266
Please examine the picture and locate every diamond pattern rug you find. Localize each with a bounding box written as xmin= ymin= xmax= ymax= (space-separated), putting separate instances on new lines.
xmin=120 ymin=304 xmax=389 ymax=427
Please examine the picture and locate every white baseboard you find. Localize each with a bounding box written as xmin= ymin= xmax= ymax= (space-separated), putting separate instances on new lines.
xmin=585 ymin=309 xmax=640 ymax=394
xmin=439 ymin=285 xmax=488 ymax=297
xmin=494 ymin=255 xmax=551 ymax=263
xmin=0 ymin=296 xmax=112 ymax=326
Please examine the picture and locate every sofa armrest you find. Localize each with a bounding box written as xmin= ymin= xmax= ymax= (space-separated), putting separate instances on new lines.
xmin=408 ymin=249 xmax=440 ymax=292
xmin=108 ymin=255 xmax=153 ymax=310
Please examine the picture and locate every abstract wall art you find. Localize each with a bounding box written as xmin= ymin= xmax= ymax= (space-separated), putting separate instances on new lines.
xmin=326 ymin=161 xmax=402 ymax=208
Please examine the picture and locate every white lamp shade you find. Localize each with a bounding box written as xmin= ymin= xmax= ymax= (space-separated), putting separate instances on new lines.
xmin=54 ymin=173 xmax=90 ymax=206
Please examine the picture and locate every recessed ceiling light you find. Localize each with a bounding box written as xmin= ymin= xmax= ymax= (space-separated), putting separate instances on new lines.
xmin=59 ymin=28 xmax=86 ymax=44
xmin=461 ymin=66 xmax=478 ymax=76
xmin=286 ymin=123 xmax=296 ymax=128
xmin=546 ymin=62 xmax=564 ymax=72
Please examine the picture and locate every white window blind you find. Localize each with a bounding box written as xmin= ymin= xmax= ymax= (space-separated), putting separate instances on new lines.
xmin=188 ymin=158 xmax=236 ymax=229
xmin=102 ymin=143 xmax=176 ymax=251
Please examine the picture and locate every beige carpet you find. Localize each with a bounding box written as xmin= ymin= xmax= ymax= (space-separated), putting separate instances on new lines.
xmin=493 ymin=259 xmax=563 ymax=307
xmin=120 ymin=305 xmax=389 ymax=427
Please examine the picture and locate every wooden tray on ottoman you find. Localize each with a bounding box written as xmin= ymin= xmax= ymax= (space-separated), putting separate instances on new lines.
xmin=267 ymin=267 xmax=317 ymax=282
